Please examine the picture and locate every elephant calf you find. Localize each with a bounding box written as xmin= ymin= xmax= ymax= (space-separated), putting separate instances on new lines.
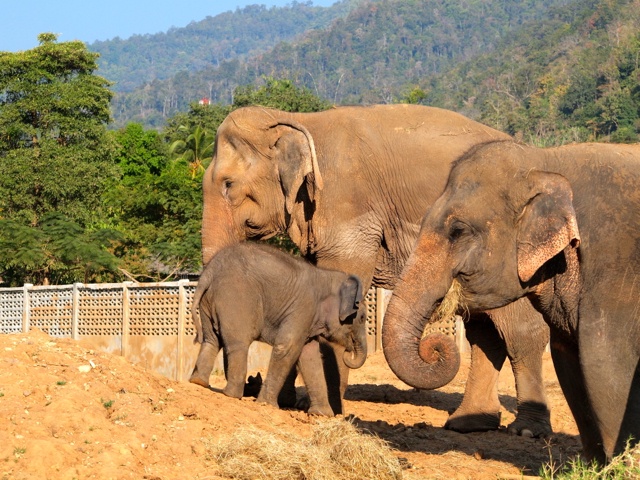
xmin=189 ymin=242 xmax=367 ymax=416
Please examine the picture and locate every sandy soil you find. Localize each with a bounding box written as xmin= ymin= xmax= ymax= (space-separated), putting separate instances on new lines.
xmin=0 ymin=329 xmax=581 ymax=479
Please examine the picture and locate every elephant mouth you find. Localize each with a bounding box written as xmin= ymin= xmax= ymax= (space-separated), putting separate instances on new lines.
xmin=422 ymin=279 xmax=467 ymax=337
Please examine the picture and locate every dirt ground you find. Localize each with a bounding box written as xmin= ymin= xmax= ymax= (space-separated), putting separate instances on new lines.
xmin=0 ymin=329 xmax=581 ymax=479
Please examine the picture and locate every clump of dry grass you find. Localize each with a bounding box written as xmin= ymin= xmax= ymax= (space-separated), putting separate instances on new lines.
xmin=208 ymin=417 xmax=402 ymax=480
xmin=423 ymin=279 xmax=467 ymax=338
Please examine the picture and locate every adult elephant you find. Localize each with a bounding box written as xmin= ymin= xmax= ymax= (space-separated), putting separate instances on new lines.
xmin=383 ymin=140 xmax=640 ymax=462
xmin=197 ymin=104 xmax=551 ymax=435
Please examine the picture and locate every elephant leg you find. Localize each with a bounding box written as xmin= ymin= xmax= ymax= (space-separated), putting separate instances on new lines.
xmin=297 ymin=341 xmax=333 ymax=416
xmin=320 ymin=338 xmax=349 ymax=415
xmin=281 ymin=329 xmax=354 ymax=415
xmin=257 ymin=334 xmax=304 ymax=408
xmin=223 ymin=341 xmax=251 ymax=399
xmin=189 ymin=340 xmax=220 ymax=387
xmin=189 ymin=309 xmax=220 ymax=388
xmin=550 ymin=335 xmax=605 ymax=463
xmin=445 ymin=312 xmax=505 ymax=432
xmin=494 ymin=300 xmax=552 ymax=437
xmin=277 ymin=366 xmax=299 ymax=408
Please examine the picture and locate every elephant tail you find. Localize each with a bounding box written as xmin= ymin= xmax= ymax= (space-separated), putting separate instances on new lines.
xmin=192 ymin=265 xmax=213 ymax=344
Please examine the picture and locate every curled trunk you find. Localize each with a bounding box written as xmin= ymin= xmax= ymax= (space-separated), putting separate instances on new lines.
xmin=382 ymin=233 xmax=461 ymax=389
xmin=342 ymin=325 xmax=368 ymax=369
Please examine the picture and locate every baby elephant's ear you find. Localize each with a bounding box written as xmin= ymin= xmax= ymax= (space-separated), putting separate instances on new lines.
xmin=339 ymin=275 xmax=363 ymax=322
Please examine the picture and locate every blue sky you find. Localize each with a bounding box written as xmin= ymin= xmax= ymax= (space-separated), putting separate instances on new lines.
xmin=1 ymin=0 xmax=338 ymax=52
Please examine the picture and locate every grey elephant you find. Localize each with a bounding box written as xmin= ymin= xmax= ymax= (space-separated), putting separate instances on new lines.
xmin=383 ymin=140 xmax=640 ymax=463
xmin=196 ymin=104 xmax=551 ymax=435
xmin=190 ymin=242 xmax=367 ymax=416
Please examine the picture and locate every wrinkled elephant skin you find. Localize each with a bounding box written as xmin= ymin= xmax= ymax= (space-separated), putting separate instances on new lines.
xmin=385 ymin=140 xmax=640 ymax=463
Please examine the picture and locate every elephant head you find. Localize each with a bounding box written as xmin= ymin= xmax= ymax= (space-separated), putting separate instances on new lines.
xmin=202 ymin=107 xmax=323 ymax=264
xmin=382 ymin=142 xmax=581 ymax=388
xmin=320 ymin=274 xmax=367 ymax=369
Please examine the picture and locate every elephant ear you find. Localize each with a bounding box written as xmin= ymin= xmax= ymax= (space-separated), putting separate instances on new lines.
xmin=516 ymin=171 xmax=581 ymax=283
xmin=339 ymin=275 xmax=363 ymax=323
xmin=271 ymin=121 xmax=324 ymax=214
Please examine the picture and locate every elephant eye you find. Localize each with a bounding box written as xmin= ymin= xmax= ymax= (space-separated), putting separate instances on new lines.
xmin=449 ymin=221 xmax=470 ymax=241
xmin=223 ymin=179 xmax=233 ymax=189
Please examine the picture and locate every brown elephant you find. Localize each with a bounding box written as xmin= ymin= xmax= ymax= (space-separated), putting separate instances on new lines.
xmin=383 ymin=140 xmax=640 ymax=462
xmin=190 ymin=242 xmax=367 ymax=416
xmin=197 ymin=104 xmax=551 ymax=435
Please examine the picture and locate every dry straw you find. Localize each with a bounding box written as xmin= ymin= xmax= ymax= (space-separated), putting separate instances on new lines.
xmin=210 ymin=417 xmax=403 ymax=480
xmin=422 ymin=279 xmax=467 ymax=339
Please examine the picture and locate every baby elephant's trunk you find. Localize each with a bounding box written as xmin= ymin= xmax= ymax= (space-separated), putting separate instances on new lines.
xmin=342 ymin=322 xmax=367 ymax=369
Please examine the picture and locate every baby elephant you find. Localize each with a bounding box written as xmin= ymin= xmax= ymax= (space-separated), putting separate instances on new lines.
xmin=189 ymin=242 xmax=368 ymax=416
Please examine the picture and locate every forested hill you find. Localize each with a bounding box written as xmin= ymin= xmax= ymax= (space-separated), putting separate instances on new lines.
xmin=91 ymin=0 xmax=359 ymax=93
xmin=105 ymin=0 xmax=640 ymax=143
xmin=107 ymin=0 xmax=573 ymax=127
xmin=426 ymin=0 xmax=640 ymax=145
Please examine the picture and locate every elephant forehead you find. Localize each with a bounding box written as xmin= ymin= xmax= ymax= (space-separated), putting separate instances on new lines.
xmin=213 ymin=143 xmax=274 ymax=178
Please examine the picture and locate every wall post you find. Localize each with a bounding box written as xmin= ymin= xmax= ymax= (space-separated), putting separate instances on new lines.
xmin=177 ymin=279 xmax=191 ymax=381
xmin=122 ymin=282 xmax=134 ymax=357
xmin=22 ymin=284 xmax=33 ymax=333
xmin=71 ymin=283 xmax=82 ymax=340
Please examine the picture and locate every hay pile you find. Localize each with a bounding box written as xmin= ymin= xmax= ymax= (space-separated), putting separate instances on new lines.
xmin=209 ymin=417 xmax=403 ymax=480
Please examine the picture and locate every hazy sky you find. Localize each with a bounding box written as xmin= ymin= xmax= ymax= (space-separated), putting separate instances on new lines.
xmin=1 ymin=0 xmax=338 ymax=52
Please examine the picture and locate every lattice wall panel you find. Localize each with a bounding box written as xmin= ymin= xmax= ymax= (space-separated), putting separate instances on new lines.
xmin=29 ymin=289 xmax=73 ymax=337
xmin=182 ymin=284 xmax=196 ymax=337
xmin=365 ymin=287 xmax=377 ymax=338
xmin=128 ymin=286 xmax=179 ymax=336
xmin=77 ymin=287 xmax=123 ymax=336
xmin=0 ymin=289 xmax=23 ymax=333
xmin=422 ymin=316 xmax=457 ymax=338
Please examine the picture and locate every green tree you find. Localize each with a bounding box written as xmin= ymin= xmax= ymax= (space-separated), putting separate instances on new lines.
xmin=169 ymin=125 xmax=215 ymax=178
xmin=163 ymin=103 xmax=231 ymax=142
xmin=0 ymin=214 xmax=121 ymax=286
xmin=106 ymin=123 xmax=202 ymax=281
xmin=0 ymin=33 xmax=119 ymax=285
xmin=232 ymin=77 xmax=332 ymax=112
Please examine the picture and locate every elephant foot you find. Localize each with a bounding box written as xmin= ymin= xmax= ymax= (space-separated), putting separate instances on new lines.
xmin=223 ymin=383 xmax=245 ymax=399
xmin=506 ymin=402 xmax=552 ymax=438
xmin=189 ymin=342 xmax=218 ymax=388
xmin=307 ymin=404 xmax=334 ymax=417
xmin=256 ymin=390 xmax=279 ymax=408
xmin=189 ymin=371 xmax=211 ymax=388
xmin=444 ymin=411 xmax=501 ymax=433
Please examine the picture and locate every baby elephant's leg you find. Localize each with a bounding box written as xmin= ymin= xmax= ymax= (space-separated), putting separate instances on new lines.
xmin=257 ymin=334 xmax=303 ymax=407
xmin=297 ymin=341 xmax=333 ymax=416
xmin=189 ymin=340 xmax=219 ymax=387
xmin=223 ymin=341 xmax=250 ymax=398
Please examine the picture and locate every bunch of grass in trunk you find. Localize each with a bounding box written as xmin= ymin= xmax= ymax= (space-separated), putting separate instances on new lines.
xmin=210 ymin=417 xmax=402 ymax=480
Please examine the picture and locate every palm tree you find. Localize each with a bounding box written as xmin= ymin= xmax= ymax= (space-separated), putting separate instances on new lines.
xmin=169 ymin=125 xmax=215 ymax=178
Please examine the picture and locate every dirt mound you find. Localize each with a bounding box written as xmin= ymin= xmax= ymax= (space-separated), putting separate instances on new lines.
xmin=0 ymin=329 xmax=581 ymax=479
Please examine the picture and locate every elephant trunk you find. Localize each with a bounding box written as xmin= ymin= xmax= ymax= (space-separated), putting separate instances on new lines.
xmin=201 ymin=169 xmax=244 ymax=264
xmin=342 ymin=319 xmax=368 ymax=369
xmin=382 ymin=233 xmax=461 ymax=389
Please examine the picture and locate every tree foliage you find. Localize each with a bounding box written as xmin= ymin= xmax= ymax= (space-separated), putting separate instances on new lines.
xmin=426 ymin=0 xmax=640 ymax=144
xmin=0 ymin=34 xmax=120 ymax=285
